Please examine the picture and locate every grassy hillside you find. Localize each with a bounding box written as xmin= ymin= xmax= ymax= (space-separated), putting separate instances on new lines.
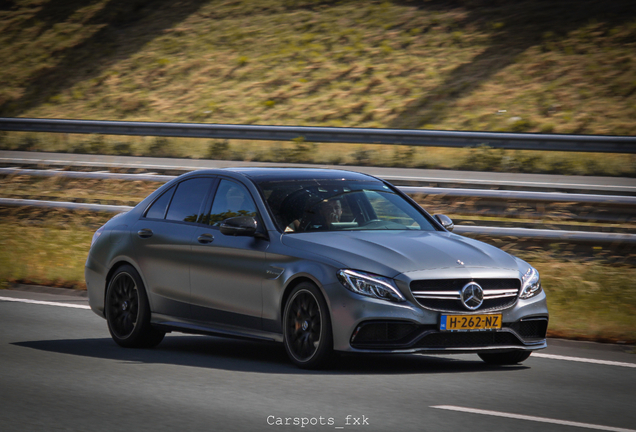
xmin=2 ymin=0 xmax=635 ymax=131
xmin=1 ymin=0 xmax=635 ymax=174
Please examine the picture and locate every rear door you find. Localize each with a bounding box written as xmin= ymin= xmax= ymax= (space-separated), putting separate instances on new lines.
xmin=131 ymin=177 xmax=216 ymax=319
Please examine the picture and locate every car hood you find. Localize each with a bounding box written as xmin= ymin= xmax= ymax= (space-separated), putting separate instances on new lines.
xmin=281 ymin=230 xmax=519 ymax=277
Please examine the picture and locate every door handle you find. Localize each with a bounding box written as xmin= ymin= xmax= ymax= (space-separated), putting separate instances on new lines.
xmin=137 ymin=228 xmax=153 ymax=238
xmin=197 ymin=233 xmax=214 ymax=244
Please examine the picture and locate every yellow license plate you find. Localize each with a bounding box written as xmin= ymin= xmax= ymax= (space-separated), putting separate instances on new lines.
xmin=440 ymin=314 xmax=502 ymax=331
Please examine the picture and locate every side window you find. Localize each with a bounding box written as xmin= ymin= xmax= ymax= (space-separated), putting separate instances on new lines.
xmin=145 ymin=185 xmax=175 ymax=219
xmin=165 ymin=178 xmax=214 ymax=223
xmin=207 ymin=179 xmax=257 ymax=226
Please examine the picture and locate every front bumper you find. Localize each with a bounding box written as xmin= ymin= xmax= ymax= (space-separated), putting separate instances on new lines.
xmin=327 ymin=282 xmax=549 ymax=353
xmin=347 ymin=317 xmax=548 ymax=354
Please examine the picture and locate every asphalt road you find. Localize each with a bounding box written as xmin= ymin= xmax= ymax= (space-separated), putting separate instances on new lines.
xmin=1 ymin=288 xmax=635 ymax=432
xmin=2 ymin=150 xmax=636 ymax=193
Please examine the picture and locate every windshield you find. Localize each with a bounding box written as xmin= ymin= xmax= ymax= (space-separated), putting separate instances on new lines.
xmin=257 ymin=179 xmax=437 ymax=233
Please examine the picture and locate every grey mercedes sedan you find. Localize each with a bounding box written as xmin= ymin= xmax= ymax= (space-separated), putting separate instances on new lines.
xmin=85 ymin=168 xmax=548 ymax=369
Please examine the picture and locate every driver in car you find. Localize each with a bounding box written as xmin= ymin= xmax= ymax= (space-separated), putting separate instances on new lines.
xmin=318 ymin=198 xmax=342 ymax=226
xmin=287 ymin=198 xmax=343 ymax=232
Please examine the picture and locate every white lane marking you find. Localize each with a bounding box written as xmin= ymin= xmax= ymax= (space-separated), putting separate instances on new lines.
xmin=0 ymin=296 xmax=91 ymax=310
xmin=533 ymin=353 xmax=636 ymax=369
xmin=431 ymin=406 xmax=636 ymax=432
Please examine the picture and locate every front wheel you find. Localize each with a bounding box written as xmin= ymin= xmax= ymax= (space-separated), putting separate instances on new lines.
xmin=478 ymin=351 xmax=531 ymax=365
xmin=283 ymin=282 xmax=333 ymax=369
xmin=105 ymin=265 xmax=165 ymax=348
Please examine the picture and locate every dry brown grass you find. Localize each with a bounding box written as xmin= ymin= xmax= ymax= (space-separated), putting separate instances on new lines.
xmin=0 ymin=208 xmax=113 ymax=290
xmin=1 ymin=1 xmax=635 ymax=136
xmin=0 ymin=174 xmax=162 ymax=206
xmin=2 ymin=0 xmax=636 ymax=176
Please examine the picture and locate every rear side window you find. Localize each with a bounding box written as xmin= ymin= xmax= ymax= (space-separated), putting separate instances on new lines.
xmin=145 ymin=186 xmax=175 ymax=219
xmin=165 ymin=178 xmax=214 ymax=223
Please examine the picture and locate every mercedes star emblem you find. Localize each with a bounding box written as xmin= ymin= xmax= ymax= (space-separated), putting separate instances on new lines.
xmin=460 ymin=282 xmax=484 ymax=310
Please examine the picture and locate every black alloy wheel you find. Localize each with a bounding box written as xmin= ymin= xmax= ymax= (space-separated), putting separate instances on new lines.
xmin=105 ymin=265 xmax=165 ymax=348
xmin=107 ymin=272 xmax=139 ymax=339
xmin=283 ymin=282 xmax=333 ymax=369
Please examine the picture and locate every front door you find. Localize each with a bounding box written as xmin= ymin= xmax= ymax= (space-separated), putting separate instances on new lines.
xmin=189 ymin=179 xmax=269 ymax=329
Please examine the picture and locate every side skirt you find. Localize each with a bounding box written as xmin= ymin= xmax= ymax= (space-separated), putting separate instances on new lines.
xmin=151 ymin=313 xmax=284 ymax=343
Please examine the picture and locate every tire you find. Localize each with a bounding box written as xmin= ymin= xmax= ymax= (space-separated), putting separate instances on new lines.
xmin=283 ymin=282 xmax=334 ymax=369
xmin=105 ymin=264 xmax=165 ymax=348
xmin=478 ymin=351 xmax=531 ymax=365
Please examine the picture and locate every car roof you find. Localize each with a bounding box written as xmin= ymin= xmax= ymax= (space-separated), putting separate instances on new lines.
xmin=221 ymin=167 xmax=381 ymax=182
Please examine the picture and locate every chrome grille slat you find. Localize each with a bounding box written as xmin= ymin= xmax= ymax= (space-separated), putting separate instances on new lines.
xmin=412 ymin=291 xmax=461 ymax=297
xmin=414 ymin=295 xmax=461 ymax=300
xmin=483 ymin=293 xmax=518 ymax=300
xmin=483 ymin=289 xmax=518 ymax=296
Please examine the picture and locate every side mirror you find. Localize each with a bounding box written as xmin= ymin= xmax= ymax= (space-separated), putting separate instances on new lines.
xmin=220 ymin=216 xmax=258 ymax=236
xmin=434 ymin=214 xmax=454 ymax=232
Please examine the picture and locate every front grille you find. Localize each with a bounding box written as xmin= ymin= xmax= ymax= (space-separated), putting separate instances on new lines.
xmin=506 ymin=318 xmax=548 ymax=340
xmin=414 ymin=331 xmax=523 ymax=348
xmin=410 ymin=278 xmax=520 ymax=312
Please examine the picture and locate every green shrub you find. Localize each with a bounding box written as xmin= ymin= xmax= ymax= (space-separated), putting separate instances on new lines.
xmin=508 ymin=117 xmax=534 ymax=132
xmin=16 ymin=135 xmax=40 ymax=152
xmin=540 ymin=122 xmax=556 ymax=133
xmin=461 ymin=145 xmax=504 ymax=172
xmin=289 ymin=137 xmax=316 ymax=163
xmin=113 ymin=142 xmax=133 ymax=156
xmin=391 ymin=146 xmax=415 ymax=167
xmin=148 ymin=137 xmax=175 ymax=158
xmin=352 ymin=148 xmax=372 ymax=166
xmin=71 ymin=142 xmax=89 ymax=154
xmin=87 ymin=135 xmax=107 ymax=154
xmin=507 ymin=151 xmax=542 ymax=173
xmin=206 ymin=140 xmax=230 ymax=159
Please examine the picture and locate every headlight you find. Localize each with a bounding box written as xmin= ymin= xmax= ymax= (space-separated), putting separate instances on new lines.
xmin=91 ymin=225 xmax=105 ymax=247
xmin=337 ymin=269 xmax=405 ymax=302
xmin=519 ymin=267 xmax=542 ymax=299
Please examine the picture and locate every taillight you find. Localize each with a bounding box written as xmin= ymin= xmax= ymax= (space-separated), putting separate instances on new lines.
xmin=91 ymin=225 xmax=105 ymax=247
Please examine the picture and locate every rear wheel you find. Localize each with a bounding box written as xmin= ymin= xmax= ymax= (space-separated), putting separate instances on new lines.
xmin=105 ymin=265 xmax=165 ymax=348
xmin=283 ymin=282 xmax=333 ymax=369
xmin=478 ymin=351 xmax=531 ymax=365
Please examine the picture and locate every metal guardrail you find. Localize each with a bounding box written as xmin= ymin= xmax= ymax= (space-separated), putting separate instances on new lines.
xmin=1 ymin=197 xmax=635 ymax=244
xmin=3 ymin=153 xmax=636 ymax=194
xmin=3 ymin=168 xmax=635 ymax=205
xmin=0 ymin=168 xmax=175 ymax=183
xmin=452 ymin=226 xmax=636 ymax=244
xmin=399 ymin=186 xmax=636 ymax=205
xmin=0 ymin=198 xmax=132 ymax=213
xmin=1 ymin=117 xmax=635 ymax=153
